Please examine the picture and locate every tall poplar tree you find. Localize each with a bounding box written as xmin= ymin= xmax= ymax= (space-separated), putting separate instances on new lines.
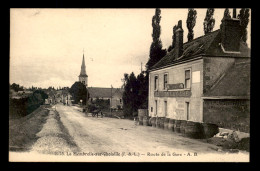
xmin=203 ymin=8 xmax=215 ymax=34
xmin=238 ymin=8 xmax=250 ymax=43
xmin=167 ymin=25 xmax=177 ymax=52
xmin=186 ymin=8 xmax=197 ymax=42
xmin=146 ymin=8 xmax=167 ymax=70
xmin=223 ymin=8 xmax=231 ymax=19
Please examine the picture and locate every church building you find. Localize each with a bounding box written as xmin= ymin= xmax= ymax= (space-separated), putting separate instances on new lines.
xmin=78 ymin=52 xmax=123 ymax=109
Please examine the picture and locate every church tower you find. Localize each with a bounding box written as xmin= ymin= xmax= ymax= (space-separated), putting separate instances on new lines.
xmin=79 ymin=53 xmax=88 ymax=87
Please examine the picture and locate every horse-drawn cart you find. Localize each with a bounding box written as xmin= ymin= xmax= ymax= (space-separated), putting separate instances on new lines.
xmin=91 ymin=109 xmax=103 ymax=118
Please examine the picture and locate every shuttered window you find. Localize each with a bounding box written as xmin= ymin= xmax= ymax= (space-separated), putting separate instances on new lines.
xmin=154 ymin=76 xmax=158 ymax=90
xmin=164 ymin=74 xmax=168 ymax=90
xmin=185 ymin=70 xmax=191 ymax=88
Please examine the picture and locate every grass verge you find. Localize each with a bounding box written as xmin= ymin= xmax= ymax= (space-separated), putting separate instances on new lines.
xmin=9 ymin=106 xmax=49 ymax=152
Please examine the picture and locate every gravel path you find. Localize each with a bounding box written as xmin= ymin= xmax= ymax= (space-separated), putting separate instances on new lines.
xmin=31 ymin=107 xmax=78 ymax=155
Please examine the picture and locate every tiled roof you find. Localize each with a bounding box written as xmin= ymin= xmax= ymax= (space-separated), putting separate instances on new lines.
xmin=150 ymin=30 xmax=250 ymax=71
xmin=203 ymin=61 xmax=250 ymax=97
xmin=88 ymin=87 xmax=123 ymax=98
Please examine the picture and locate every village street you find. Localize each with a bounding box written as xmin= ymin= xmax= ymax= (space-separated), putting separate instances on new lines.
xmin=57 ymin=104 xmax=215 ymax=153
xmin=44 ymin=104 xmax=248 ymax=162
xmin=9 ymin=104 xmax=249 ymax=162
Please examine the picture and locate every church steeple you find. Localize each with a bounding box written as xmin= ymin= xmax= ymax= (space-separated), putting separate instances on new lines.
xmin=79 ymin=51 xmax=88 ymax=87
xmin=80 ymin=54 xmax=87 ymax=76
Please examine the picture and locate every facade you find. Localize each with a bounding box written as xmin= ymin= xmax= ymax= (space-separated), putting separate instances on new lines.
xmin=88 ymin=87 xmax=123 ymax=109
xmin=61 ymin=89 xmax=72 ymax=105
xmin=148 ymin=17 xmax=250 ymax=132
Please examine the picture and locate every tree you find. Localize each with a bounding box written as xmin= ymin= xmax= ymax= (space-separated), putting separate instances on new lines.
xmin=186 ymin=8 xmax=197 ymax=42
xmin=223 ymin=8 xmax=231 ymax=19
xmin=146 ymin=8 xmax=167 ymax=70
xmin=136 ymin=71 xmax=148 ymax=109
xmin=10 ymin=83 xmax=24 ymax=92
xmin=33 ymin=89 xmax=48 ymax=101
xmin=167 ymin=25 xmax=177 ymax=52
xmin=69 ymin=82 xmax=89 ymax=105
xmin=122 ymin=72 xmax=139 ymax=116
xmin=238 ymin=8 xmax=250 ymax=43
xmin=203 ymin=8 xmax=215 ymax=34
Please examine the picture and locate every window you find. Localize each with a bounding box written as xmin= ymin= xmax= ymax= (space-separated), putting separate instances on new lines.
xmin=163 ymin=73 xmax=168 ymax=90
xmin=155 ymin=100 xmax=157 ymax=115
xmin=186 ymin=102 xmax=190 ymax=120
xmin=82 ymin=81 xmax=85 ymax=85
xmin=120 ymin=99 xmax=122 ymax=104
xmin=151 ymin=107 xmax=153 ymax=112
xmin=154 ymin=76 xmax=158 ymax=90
xmin=185 ymin=70 xmax=191 ymax=89
xmin=164 ymin=101 xmax=167 ymax=117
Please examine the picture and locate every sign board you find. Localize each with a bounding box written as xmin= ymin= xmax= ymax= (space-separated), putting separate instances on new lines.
xmin=192 ymin=71 xmax=200 ymax=83
xmin=166 ymin=83 xmax=184 ymax=90
xmin=154 ymin=90 xmax=191 ymax=97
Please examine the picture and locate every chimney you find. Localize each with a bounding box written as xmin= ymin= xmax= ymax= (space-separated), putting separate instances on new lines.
xmin=220 ymin=17 xmax=241 ymax=52
xmin=233 ymin=8 xmax=237 ymax=18
xmin=175 ymin=20 xmax=184 ymax=58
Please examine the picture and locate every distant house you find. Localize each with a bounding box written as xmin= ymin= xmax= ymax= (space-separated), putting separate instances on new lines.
xmin=88 ymin=87 xmax=123 ymax=109
xmin=45 ymin=90 xmax=56 ymax=104
xmin=148 ymin=17 xmax=250 ymax=132
xmin=61 ymin=89 xmax=72 ymax=105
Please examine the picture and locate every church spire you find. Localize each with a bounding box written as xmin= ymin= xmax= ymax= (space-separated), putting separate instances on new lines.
xmin=79 ymin=52 xmax=87 ymax=76
xmin=79 ymin=50 xmax=88 ymax=87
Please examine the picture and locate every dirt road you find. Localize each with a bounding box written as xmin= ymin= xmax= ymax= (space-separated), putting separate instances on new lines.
xmin=57 ymin=104 xmax=217 ymax=153
xmin=54 ymin=104 xmax=248 ymax=161
xmin=9 ymin=104 xmax=249 ymax=162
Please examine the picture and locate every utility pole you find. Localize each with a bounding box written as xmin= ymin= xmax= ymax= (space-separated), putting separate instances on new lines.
xmin=110 ymin=85 xmax=113 ymax=116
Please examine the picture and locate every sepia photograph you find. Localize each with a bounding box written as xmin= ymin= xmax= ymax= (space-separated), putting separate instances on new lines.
xmin=9 ymin=8 xmax=250 ymax=162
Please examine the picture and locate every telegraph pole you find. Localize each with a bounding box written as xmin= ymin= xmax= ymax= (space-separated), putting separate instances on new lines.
xmin=110 ymin=85 xmax=113 ymax=116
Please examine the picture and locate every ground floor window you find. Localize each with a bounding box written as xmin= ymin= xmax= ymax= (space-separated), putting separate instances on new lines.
xmin=164 ymin=101 xmax=167 ymax=117
xmin=155 ymin=100 xmax=157 ymax=115
xmin=186 ymin=102 xmax=190 ymax=120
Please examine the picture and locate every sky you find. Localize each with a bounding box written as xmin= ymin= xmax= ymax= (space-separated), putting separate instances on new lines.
xmin=10 ymin=8 xmax=251 ymax=89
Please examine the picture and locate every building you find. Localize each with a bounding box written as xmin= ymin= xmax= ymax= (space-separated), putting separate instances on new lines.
xmin=88 ymin=87 xmax=123 ymax=109
xmin=78 ymin=51 xmax=123 ymax=109
xmin=61 ymin=89 xmax=73 ymax=105
xmin=148 ymin=17 xmax=250 ymax=132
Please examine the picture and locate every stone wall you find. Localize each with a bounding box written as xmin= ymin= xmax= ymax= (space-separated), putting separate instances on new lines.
xmin=203 ymin=99 xmax=250 ymax=133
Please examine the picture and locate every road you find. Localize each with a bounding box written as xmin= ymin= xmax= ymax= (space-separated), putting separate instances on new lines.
xmin=53 ymin=104 xmax=248 ymax=161
xmin=9 ymin=104 xmax=249 ymax=162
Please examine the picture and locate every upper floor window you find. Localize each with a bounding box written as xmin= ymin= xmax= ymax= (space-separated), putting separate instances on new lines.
xmin=154 ymin=75 xmax=158 ymax=90
xmin=185 ymin=70 xmax=191 ymax=89
xmin=163 ymin=73 xmax=168 ymax=90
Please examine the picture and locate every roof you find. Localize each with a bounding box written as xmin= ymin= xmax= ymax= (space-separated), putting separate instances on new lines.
xmin=88 ymin=87 xmax=123 ymax=98
xmin=203 ymin=61 xmax=250 ymax=98
xmin=150 ymin=30 xmax=250 ymax=71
